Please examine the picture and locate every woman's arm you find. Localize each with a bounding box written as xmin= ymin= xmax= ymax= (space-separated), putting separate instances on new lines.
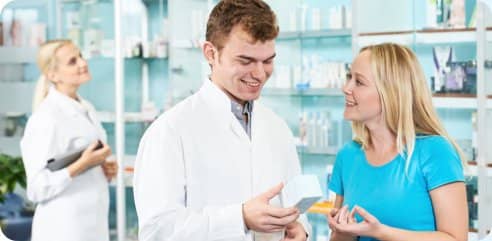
xmin=375 ymin=182 xmax=468 ymax=241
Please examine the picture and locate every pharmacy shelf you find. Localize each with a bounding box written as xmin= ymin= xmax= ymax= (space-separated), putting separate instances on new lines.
xmin=357 ymin=30 xmax=414 ymax=47
xmin=0 ymin=47 xmax=38 ymax=64
xmin=278 ymin=29 xmax=352 ymax=41
xmin=3 ymin=0 xmax=47 ymax=8
xmin=297 ymin=146 xmax=338 ymax=156
xmin=307 ymin=201 xmax=334 ymax=215
xmin=0 ymin=82 xmax=36 ymax=114
xmin=0 ymin=136 xmax=22 ymax=156
xmin=263 ymin=89 xmax=492 ymax=109
xmin=432 ymin=94 xmax=492 ymax=109
xmin=262 ymin=88 xmax=343 ymax=97
xmin=358 ymin=28 xmax=492 ymax=47
xmin=415 ymin=28 xmax=476 ymax=44
xmin=465 ymin=162 xmax=492 ymax=178
xmin=96 ymin=111 xmax=157 ymax=123
xmin=61 ymin=0 xmax=111 ymax=3
xmin=108 ymin=155 xmax=136 ymax=187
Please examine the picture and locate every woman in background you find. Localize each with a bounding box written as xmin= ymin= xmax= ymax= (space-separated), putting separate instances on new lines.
xmin=21 ymin=39 xmax=117 ymax=241
xmin=328 ymin=43 xmax=468 ymax=241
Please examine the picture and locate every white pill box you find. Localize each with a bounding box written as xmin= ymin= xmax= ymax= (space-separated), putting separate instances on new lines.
xmin=279 ymin=175 xmax=323 ymax=213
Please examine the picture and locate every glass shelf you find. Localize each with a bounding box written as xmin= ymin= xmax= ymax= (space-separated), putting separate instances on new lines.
xmin=61 ymin=0 xmax=111 ymax=4
xmin=0 ymin=136 xmax=22 ymax=156
xmin=432 ymin=93 xmax=492 ymax=109
xmin=0 ymin=82 xmax=36 ymax=114
xmin=278 ymin=29 xmax=352 ymax=41
xmin=358 ymin=28 xmax=492 ymax=47
xmin=262 ymin=88 xmax=343 ymax=97
xmin=297 ymin=145 xmax=337 ymax=156
xmin=0 ymin=47 xmax=38 ymax=64
xmin=4 ymin=0 xmax=48 ymax=8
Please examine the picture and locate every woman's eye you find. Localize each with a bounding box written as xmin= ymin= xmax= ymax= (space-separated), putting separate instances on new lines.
xmin=355 ymin=79 xmax=363 ymax=86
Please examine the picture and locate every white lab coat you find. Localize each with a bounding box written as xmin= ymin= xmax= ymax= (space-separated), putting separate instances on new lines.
xmin=134 ymin=80 xmax=310 ymax=241
xmin=20 ymin=87 xmax=109 ymax=241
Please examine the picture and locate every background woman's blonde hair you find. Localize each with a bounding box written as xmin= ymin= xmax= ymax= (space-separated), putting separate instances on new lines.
xmin=352 ymin=43 xmax=466 ymax=170
xmin=32 ymin=39 xmax=72 ymax=111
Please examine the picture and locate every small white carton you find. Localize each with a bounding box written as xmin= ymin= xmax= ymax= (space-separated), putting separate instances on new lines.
xmin=279 ymin=175 xmax=323 ymax=213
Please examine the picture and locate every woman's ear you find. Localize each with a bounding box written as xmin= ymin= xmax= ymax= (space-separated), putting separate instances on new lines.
xmin=202 ymin=41 xmax=216 ymax=66
xmin=46 ymin=70 xmax=58 ymax=84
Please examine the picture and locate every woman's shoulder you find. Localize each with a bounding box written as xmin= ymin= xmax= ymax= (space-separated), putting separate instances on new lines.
xmin=26 ymin=98 xmax=62 ymax=129
xmin=414 ymin=135 xmax=459 ymax=161
xmin=415 ymin=135 xmax=452 ymax=149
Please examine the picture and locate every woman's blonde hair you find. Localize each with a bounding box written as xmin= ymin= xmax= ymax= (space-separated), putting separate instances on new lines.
xmin=352 ymin=43 xmax=466 ymax=169
xmin=32 ymin=39 xmax=72 ymax=111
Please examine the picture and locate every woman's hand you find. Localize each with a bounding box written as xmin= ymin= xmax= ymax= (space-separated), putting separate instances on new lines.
xmin=68 ymin=141 xmax=111 ymax=177
xmin=327 ymin=207 xmax=357 ymax=241
xmin=328 ymin=205 xmax=383 ymax=239
xmin=102 ymin=160 xmax=118 ymax=181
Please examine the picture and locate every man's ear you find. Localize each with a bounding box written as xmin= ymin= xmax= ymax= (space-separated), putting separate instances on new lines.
xmin=202 ymin=41 xmax=216 ymax=65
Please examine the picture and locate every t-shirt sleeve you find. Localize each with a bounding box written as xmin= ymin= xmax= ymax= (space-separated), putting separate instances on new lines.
xmin=328 ymin=150 xmax=344 ymax=195
xmin=420 ymin=137 xmax=465 ymax=191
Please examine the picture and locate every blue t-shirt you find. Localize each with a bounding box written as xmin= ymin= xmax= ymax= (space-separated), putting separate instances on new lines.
xmin=328 ymin=135 xmax=464 ymax=241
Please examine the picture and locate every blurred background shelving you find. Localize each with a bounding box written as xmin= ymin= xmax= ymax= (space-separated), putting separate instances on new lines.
xmin=1 ymin=0 xmax=492 ymax=241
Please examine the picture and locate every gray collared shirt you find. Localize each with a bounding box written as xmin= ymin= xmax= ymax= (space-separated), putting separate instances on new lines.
xmin=230 ymin=100 xmax=253 ymax=139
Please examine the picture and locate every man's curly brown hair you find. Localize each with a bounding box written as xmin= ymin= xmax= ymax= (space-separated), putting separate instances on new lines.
xmin=206 ymin=0 xmax=279 ymax=51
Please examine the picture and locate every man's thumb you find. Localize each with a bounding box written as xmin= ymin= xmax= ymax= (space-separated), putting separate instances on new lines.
xmin=262 ymin=182 xmax=284 ymax=200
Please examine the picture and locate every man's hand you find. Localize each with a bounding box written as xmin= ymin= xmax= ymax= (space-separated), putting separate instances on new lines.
xmin=243 ymin=183 xmax=300 ymax=233
xmin=282 ymin=221 xmax=307 ymax=241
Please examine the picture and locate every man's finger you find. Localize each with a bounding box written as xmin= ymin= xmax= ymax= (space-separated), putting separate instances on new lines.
xmin=262 ymin=183 xmax=284 ymax=200
xmin=266 ymin=206 xmax=298 ymax=218
xmin=263 ymin=224 xmax=285 ymax=233
xmin=266 ymin=213 xmax=299 ymax=226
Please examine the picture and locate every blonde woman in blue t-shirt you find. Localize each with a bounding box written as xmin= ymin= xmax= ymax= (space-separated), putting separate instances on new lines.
xmin=327 ymin=43 xmax=468 ymax=241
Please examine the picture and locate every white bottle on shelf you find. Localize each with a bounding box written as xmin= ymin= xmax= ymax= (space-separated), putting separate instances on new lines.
xmin=299 ymin=112 xmax=308 ymax=146
xmin=426 ymin=0 xmax=438 ymax=28
xmin=317 ymin=112 xmax=327 ymax=149
xmin=298 ymin=4 xmax=308 ymax=32
xmin=311 ymin=8 xmax=321 ymax=31
xmin=307 ymin=112 xmax=317 ymax=149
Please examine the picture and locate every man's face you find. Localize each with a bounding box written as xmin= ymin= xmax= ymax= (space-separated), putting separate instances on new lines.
xmin=209 ymin=25 xmax=276 ymax=105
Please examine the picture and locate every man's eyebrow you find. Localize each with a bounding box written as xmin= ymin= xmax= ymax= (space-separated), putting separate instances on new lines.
xmin=237 ymin=53 xmax=276 ymax=61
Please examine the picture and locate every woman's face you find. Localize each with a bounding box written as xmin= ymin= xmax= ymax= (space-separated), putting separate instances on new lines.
xmin=343 ymin=50 xmax=382 ymax=125
xmin=51 ymin=44 xmax=91 ymax=88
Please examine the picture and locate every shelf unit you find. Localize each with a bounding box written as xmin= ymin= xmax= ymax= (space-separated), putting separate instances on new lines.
xmin=96 ymin=111 xmax=156 ymax=123
xmin=262 ymin=88 xmax=344 ymax=97
xmin=0 ymin=136 xmax=22 ymax=156
xmin=358 ymin=28 xmax=492 ymax=47
xmin=0 ymin=47 xmax=38 ymax=64
xmin=0 ymin=82 xmax=36 ymax=114
xmin=2 ymin=0 xmax=492 ymax=240
xmin=278 ymin=29 xmax=352 ymax=41
xmin=262 ymin=88 xmax=492 ymax=109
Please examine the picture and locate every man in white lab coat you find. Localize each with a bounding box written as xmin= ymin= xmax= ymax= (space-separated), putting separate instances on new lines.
xmin=133 ymin=0 xmax=310 ymax=240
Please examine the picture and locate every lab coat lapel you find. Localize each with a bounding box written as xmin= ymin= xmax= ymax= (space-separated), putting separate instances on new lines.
xmin=229 ymin=117 xmax=250 ymax=143
xmin=199 ymin=79 xmax=251 ymax=143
